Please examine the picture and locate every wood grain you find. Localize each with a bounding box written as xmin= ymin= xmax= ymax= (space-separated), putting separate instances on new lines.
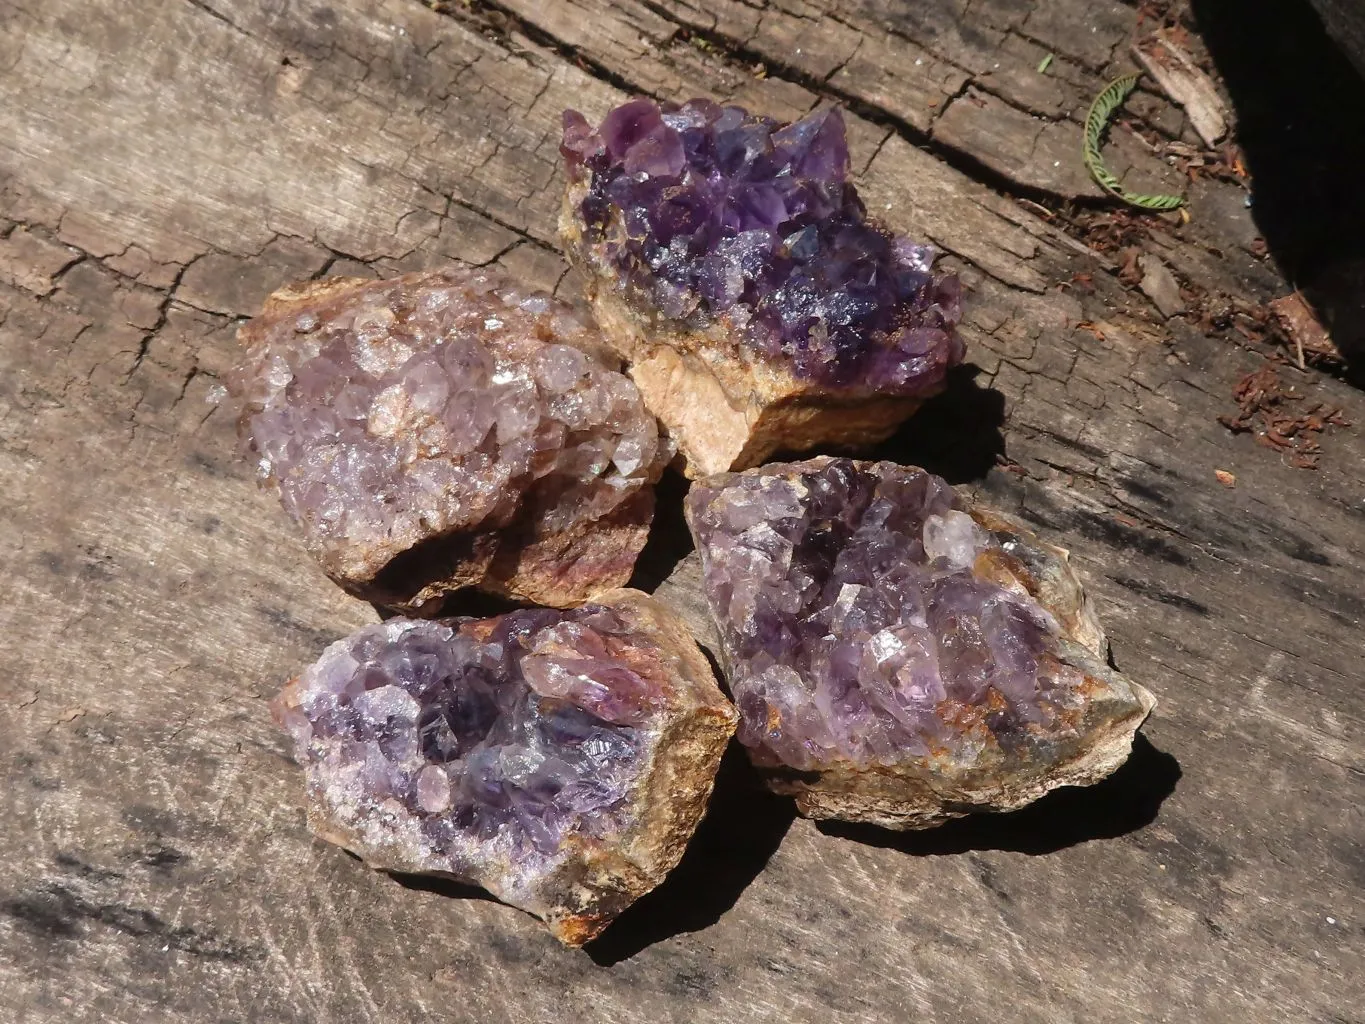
xmin=0 ymin=1 xmax=1360 ymax=1022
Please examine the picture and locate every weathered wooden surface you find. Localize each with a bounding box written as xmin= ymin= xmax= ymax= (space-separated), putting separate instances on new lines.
xmin=1308 ymin=0 xmax=1365 ymax=77
xmin=0 ymin=1 xmax=1361 ymax=1022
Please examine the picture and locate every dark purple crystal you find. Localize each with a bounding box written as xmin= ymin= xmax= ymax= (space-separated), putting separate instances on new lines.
xmin=561 ymin=99 xmax=964 ymax=392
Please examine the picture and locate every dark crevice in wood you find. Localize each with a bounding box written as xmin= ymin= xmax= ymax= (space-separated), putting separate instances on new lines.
xmin=638 ymin=3 xmax=1120 ymax=210
xmin=125 ymin=257 xmax=195 ymax=383
xmin=641 ymin=2 xmax=1189 ymax=208
xmin=437 ymin=0 xmax=649 ymax=102
xmin=447 ymin=196 xmax=561 ymax=255
xmin=180 ymin=0 xmax=249 ymax=38
xmin=433 ymin=0 xmax=1118 ymax=213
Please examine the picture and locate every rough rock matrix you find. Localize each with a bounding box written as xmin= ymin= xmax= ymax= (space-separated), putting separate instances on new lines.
xmin=559 ymin=98 xmax=965 ymax=477
xmin=273 ymin=589 xmax=737 ymax=945
xmin=228 ymin=268 xmax=670 ymax=613
xmin=685 ymin=457 xmax=1155 ymax=829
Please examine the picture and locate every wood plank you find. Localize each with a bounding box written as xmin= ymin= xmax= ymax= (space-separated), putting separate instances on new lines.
xmin=634 ymin=0 xmax=1189 ymax=196
xmin=1310 ymin=0 xmax=1365 ymax=77
xmin=0 ymin=1 xmax=1360 ymax=1022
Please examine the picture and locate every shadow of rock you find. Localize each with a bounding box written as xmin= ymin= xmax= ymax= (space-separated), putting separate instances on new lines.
xmin=750 ymin=364 xmax=1005 ymax=484
xmin=628 ymin=364 xmax=1008 ymax=595
xmin=627 ymin=466 xmax=694 ymax=594
xmin=389 ymin=870 xmax=501 ymax=905
xmin=586 ymin=743 xmax=795 ymax=964
xmin=1192 ymin=0 xmax=1365 ymax=384
xmin=816 ymin=733 xmax=1180 ymax=856
xmin=370 ymin=584 xmax=529 ymax=622
xmin=366 ymin=466 xmax=694 ymax=619
xmin=869 ymin=363 xmax=1007 ymax=483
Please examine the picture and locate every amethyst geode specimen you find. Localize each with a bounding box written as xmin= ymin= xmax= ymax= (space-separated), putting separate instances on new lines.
xmin=273 ymin=589 xmax=737 ymax=945
xmin=560 ymin=99 xmax=965 ymax=476
xmin=685 ymin=457 xmax=1155 ymax=828
xmin=228 ymin=269 xmax=669 ymax=613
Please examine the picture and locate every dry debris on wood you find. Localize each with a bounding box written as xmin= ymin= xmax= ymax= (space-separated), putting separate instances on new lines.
xmin=1139 ymin=254 xmax=1185 ymax=317
xmin=1133 ymin=33 xmax=1230 ymax=147
xmin=1268 ymin=292 xmax=1345 ymax=371
xmin=1218 ymin=362 xmax=1349 ymax=468
xmin=1073 ymin=208 xmax=1156 ymax=256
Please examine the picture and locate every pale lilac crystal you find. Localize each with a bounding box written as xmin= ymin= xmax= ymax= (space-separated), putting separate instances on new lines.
xmin=561 ymin=99 xmax=964 ymax=391
xmin=227 ymin=268 xmax=671 ymax=609
xmin=279 ymin=607 xmax=653 ymax=862
xmin=685 ymin=458 xmax=1122 ymax=774
xmin=275 ymin=593 xmax=738 ymax=944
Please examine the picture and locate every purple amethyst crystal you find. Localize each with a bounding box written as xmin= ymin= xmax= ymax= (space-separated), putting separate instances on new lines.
xmin=227 ymin=269 xmax=671 ymax=612
xmin=685 ymin=457 xmax=1155 ymax=829
xmin=559 ymin=99 xmax=964 ymax=391
xmin=273 ymin=588 xmax=737 ymax=945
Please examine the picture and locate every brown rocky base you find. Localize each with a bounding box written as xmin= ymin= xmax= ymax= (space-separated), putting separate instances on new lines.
xmin=766 ymin=639 xmax=1155 ymax=831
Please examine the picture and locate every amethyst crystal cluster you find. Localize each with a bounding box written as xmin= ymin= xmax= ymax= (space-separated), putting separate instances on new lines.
xmin=686 ymin=457 xmax=1154 ymax=828
xmin=559 ymin=99 xmax=966 ymax=476
xmin=274 ymin=589 xmax=736 ymax=946
xmin=229 ymin=95 xmax=1157 ymax=945
xmin=228 ymin=269 xmax=669 ymax=612
xmin=560 ymin=99 xmax=963 ymax=390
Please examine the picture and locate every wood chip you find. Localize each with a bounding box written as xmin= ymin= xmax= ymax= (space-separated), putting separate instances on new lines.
xmin=1133 ymin=33 xmax=1229 ymax=147
xmin=1139 ymin=254 xmax=1185 ymax=318
xmin=1268 ymin=292 xmax=1343 ymax=368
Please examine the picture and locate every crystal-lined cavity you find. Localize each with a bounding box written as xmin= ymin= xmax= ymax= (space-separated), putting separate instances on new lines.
xmin=274 ymin=591 xmax=738 ymax=944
